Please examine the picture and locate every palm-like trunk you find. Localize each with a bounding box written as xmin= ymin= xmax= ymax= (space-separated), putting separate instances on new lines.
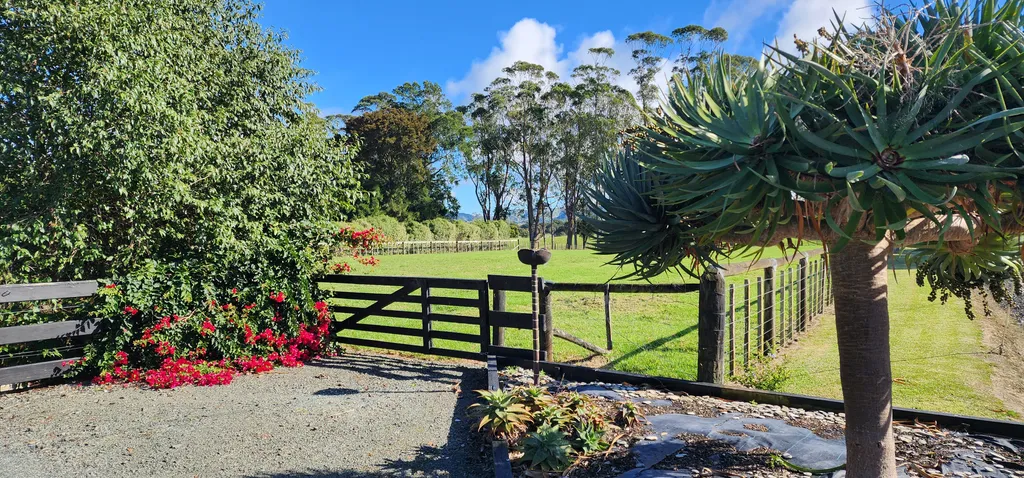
xmin=830 ymin=239 xmax=897 ymax=478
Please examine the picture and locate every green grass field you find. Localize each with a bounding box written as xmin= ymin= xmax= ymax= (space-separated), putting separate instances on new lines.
xmin=778 ymin=274 xmax=1016 ymax=420
xmin=324 ymin=246 xmax=1017 ymax=420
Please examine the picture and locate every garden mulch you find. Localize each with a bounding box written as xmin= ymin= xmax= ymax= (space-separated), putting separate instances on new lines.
xmin=0 ymin=352 xmax=490 ymax=478
xmin=502 ymin=367 xmax=1024 ymax=478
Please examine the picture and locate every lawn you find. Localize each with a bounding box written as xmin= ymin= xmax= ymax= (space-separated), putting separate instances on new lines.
xmin=323 ymin=246 xmax=1016 ymax=420
xmin=778 ymin=272 xmax=1017 ymax=421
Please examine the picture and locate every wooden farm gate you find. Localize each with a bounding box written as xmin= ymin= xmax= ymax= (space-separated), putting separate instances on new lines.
xmin=0 ymin=281 xmax=100 ymax=386
xmin=321 ymin=274 xmax=493 ymax=361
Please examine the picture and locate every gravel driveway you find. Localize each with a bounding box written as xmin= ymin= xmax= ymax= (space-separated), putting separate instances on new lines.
xmin=0 ymin=353 xmax=490 ymax=478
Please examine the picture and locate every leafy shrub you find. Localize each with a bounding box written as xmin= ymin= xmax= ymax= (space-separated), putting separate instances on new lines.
xmin=518 ymin=424 xmax=575 ymax=472
xmin=79 ymin=227 xmax=383 ymax=385
xmin=364 ymin=215 xmax=407 ymax=242
xmin=426 ymin=218 xmax=457 ymax=241
xmin=405 ymin=221 xmax=434 ymax=241
xmin=469 ymin=389 xmax=533 ymax=439
xmin=0 ymin=1 xmax=366 ymax=380
xmin=455 ymin=221 xmax=481 ymax=241
xmin=731 ymin=351 xmax=792 ymax=391
xmin=473 ymin=220 xmax=499 ymax=240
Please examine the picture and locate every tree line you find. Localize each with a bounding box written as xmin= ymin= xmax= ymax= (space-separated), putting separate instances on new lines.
xmin=336 ymin=25 xmax=755 ymax=248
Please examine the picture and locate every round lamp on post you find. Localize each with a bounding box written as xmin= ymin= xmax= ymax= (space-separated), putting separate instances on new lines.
xmin=518 ymin=248 xmax=551 ymax=386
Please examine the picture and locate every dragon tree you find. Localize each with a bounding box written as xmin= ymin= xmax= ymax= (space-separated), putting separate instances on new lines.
xmin=586 ymin=2 xmax=1024 ymax=476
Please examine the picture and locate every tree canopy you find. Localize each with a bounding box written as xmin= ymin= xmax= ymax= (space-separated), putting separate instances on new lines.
xmin=0 ymin=0 xmax=361 ymax=305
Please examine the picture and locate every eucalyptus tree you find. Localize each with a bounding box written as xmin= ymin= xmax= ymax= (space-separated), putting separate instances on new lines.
xmin=671 ymin=25 xmax=729 ymax=75
xmin=587 ymin=2 xmax=1024 ymax=476
xmin=460 ymin=91 xmax=516 ymax=221
xmin=498 ymin=61 xmax=560 ymax=247
xmin=549 ymin=48 xmax=635 ymax=248
xmin=626 ymin=31 xmax=674 ymax=112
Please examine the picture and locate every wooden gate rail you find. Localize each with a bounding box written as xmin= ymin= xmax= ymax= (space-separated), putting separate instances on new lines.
xmin=0 ymin=281 xmax=100 ymax=386
xmin=486 ymin=275 xmax=550 ymax=361
xmin=321 ymin=274 xmax=489 ymax=361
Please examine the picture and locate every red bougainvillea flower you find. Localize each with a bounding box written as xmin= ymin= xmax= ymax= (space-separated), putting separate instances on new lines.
xmin=123 ymin=306 xmax=139 ymax=315
xmin=231 ymin=288 xmax=238 ymax=295
xmin=243 ymin=303 xmax=255 ymax=311
xmin=114 ymin=351 xmax=129 ymax=366
xmin=105 ymin=284 xmax=117 ymax=289
xmin=269 ymin=291 xmax=286 ymax=303
xmin=200 ymin=320 xmax=216 ymax=336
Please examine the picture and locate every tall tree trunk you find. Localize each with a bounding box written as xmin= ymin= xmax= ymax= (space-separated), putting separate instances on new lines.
xmin=831 ymin=239 xmax=896 ymax=478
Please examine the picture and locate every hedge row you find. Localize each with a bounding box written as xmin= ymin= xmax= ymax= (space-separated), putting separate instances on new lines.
xmin=340 ymin=216 xmax=520 ymax=242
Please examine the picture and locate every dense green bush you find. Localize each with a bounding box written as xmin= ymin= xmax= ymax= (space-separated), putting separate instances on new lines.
xmin=455 ymin=221 xmax=482 ymax=241
xmin=426 ymin=218 xmax=458 ymax=241
xmin=363 ymin=215 xmax=408 ymax=242
xmin=0 ymin=1 xmax=365 ymax=377
xmin=349 ymin=216 xmax=518 ymax=242
xmin=405 ymin=221 xmax=434 ymax=241
xmin=473 ymin=220 xmax=499 ymax=240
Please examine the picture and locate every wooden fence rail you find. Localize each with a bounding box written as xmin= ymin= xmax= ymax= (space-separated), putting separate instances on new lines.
xmin=366 ymin=239 xmax=519 ymax=256
xmin=0 ymin=281 xmax=101 ymax=387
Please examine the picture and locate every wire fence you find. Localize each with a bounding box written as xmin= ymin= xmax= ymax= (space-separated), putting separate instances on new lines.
xmin=724 ymin=255 xmax=833 ymax=377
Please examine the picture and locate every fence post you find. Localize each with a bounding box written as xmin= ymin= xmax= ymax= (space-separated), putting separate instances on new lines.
xmin=697 ymin=267 xmax=726 ymax=384
xmin=743 ymin=279 xmax=750 ymax=367
xmin=539 ymin=279 xmax=553 ymax=361
xmin=727 ymin=284 xmax=735 ymax=377
xmin=798 ymin=255 xmax=808 ymax=333
xmin=604 ymin=283 xmax=613 ymax=350
xmin=421 ymin=280 xmax=432 ymax=351
xmin=755 ymin=277 xmax=763 ymax=354
xmin=478 ymin=283 xmax=491 ymax=354
xmin=492 ymin=289 xmax=506 ymax=346
xmin=787 ymin=267 xmax=794 ymax=343
xmin=818 ymin=258 xmax=827 ymax=313
xmin=762 ymin=262 xmax=776 ymax=355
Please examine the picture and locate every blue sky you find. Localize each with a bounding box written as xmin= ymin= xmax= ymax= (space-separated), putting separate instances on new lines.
xmin=259 ymin=0 xmax=870 ymax=214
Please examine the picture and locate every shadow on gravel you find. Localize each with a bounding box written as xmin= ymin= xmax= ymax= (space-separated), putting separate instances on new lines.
xmin=276 ymin=352 xmax=491 ymax=478
xmin=312 ymin=387 xmax=360 ymax=396
xmin=244 ymin=445 xmax=458 ymax=477
xmin=309 ymin=353 xmax=469 ymax=385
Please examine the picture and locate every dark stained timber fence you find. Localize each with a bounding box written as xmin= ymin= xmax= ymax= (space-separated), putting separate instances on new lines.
xmin=0 ymin=281 xmax=101 ymax=386
xmin=321 ymin=274 xmax=491 ymax=361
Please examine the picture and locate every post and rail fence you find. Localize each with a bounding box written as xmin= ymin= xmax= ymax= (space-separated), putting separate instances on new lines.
xmin=0 ymin=250 xmax=831 ymax=390
xmin=0 ymin=281 xmax=101 ymax=387
xmin=365 ymin=239 xmax=519 ymax=256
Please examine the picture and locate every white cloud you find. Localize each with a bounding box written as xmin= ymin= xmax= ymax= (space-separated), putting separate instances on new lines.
xmin=774 ymin=0 xmax=872 ymax=52
xmin=446 ymin=19 xmax=569 ymax=98
xmin=446 ymin=19 xmax=651 ymax=101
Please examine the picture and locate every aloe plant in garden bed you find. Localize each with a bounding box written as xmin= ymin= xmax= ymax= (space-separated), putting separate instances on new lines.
xmin=470 ymin=386 xmax=645 ymax=475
